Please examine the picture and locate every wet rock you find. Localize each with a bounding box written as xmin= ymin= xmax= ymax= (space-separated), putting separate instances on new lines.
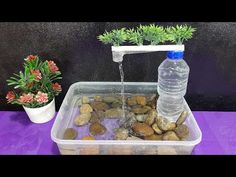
xmin=103 ymin=96 xmax=119 ymax=103
xmin=111 ymin=101 xmax=122 ymax=108
xmin=90 ymin=101 xmax=109 ymax=112
xmin=105 ymin=108 xmax=123 ymax=118
xmin=81 ymin=135 xmax=95 ymax=140
xmin=145 ymin=109 xmax=157 ymax=125
xmin=94 ymin=95 xmax=103 ymax=102
xmin=97 ymin=110 xmax=105 ymax=119
xmin=126 ymin=136 xmax=143 ymax=140
xmin=89 ymin=122 xmax=107 ymax=135
xmin=114 ymin=128 xmax=129 ymax=140
xmin=162 ymin=131 xmax=180 ymax=141
xmin=169 ymin=122 xmax=177 ymax=130
xmin=144 ymin=134 xmax=162 ymax=140
xmin=131 ymin=107 xmax=149 ymax=114
xmin=147 ymin=95 xmax=158 ymax=109
xmin=152 ymin=123 xmax=163 ymax=135
xmin=63 ymin=128 xmax=78 ymax=140
xmin=132 ymin=122 xmax=154 ymax=137
xmin=174 ymin=124 xmax=189 ymax=139
xmin=127 ymin=96 xmax=137 ymax=106
xmin=156 ymin=116 xmax=176 ymax=131
xmin=143 ymin=106 xmax=152 ymax=111
xmin=136 ymin=96 xmax=147 ymax=106
xmin=82 ymin=96 xmax=90 ymax=104
xmin=89 ymin=112 xmax=100 ymax=123
xmin=126 ymin=111 xmax=136 ymax=119
xmin=136 ymin=114 xmax=148 ymax=122
xmin=74 ymin=113 xmax=91 ymax=126
xmin=176 ymin=111 xmax=188 ymax=125
xmin=124 ymin=112 xmax=137 ymax=127
xmin=80 ymin=104 xmax=93 ymax=114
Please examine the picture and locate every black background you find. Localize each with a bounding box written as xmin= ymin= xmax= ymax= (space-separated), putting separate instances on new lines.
xmin=1 ymin=22 xmax=236 ymax=111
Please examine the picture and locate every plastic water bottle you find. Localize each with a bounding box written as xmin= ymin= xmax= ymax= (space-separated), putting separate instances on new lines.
xmin=157 ymin=51 xmax=190 ymax=121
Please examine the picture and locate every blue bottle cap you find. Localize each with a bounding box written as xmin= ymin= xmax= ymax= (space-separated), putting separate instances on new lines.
xmin=167 ymin=51 xmax=184 ymax=60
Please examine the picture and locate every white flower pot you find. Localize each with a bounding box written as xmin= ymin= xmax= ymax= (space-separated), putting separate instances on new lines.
xmin=23 ymin=98 xmax=56 ymax=123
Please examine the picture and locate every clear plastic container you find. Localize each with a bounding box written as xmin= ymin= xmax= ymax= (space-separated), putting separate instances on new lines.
xmin=51 ymin=82 xmax=202 ymax=155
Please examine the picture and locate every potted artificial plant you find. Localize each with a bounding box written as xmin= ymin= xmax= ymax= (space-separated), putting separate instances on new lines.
xmin=6 ymin=55 xmax=62 ymax=123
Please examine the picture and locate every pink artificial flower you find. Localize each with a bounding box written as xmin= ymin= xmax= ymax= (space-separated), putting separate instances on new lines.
xmin=25 ymin=55 xmax=37 ymax=62
xmin=6 ymin=91 xmax=16 ymax=102
xmin=35 ymin=91 xmax=48 ymax=104
xmin=18 ymin=93 xmax=34 ymax=103
xmin=52 ymin=82 xmax=62 ymax=92
xmin=46 ymin=60 xmax=59 ymax=73
xmin=31 ymin=70 xmax=42 ymax=81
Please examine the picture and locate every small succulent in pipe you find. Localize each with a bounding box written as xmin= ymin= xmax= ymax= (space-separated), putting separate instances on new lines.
xmin=98 ymin=28 xmax=128 ymax=46
xmin=126 ymin=29 xmax=144 ymax=45
xmin=98 ymin=24 xmax=196 ymax=46
xmin=138 ymin=24 xmax=168 ymax=45
xmin=165 ymin=25 xmax=196 ymax=44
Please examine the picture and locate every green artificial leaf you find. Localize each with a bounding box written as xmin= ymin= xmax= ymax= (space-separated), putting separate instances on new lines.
xmin=127 ymin=29 xmax=144 ymax=45
xmin=98 ymin=28 xmax=128 ymax=46
xmin=166 ymin=24 xmax=196 ymax=44
xmin=138 ymin=24 xmax=167 ymax=45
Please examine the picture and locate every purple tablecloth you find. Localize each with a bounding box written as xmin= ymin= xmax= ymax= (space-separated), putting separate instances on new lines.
xmin=0 ymin=111 xmax=235 ymax=155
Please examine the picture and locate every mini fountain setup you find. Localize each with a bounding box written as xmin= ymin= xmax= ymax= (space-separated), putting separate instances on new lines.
xmin=51 ymin=24 xmax=202 ymax=155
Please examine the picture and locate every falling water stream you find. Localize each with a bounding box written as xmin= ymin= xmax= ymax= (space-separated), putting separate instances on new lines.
xmin=118 ymin=62 xmax=126 ymax=126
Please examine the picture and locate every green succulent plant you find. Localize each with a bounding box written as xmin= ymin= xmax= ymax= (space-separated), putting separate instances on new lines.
xmin=98 ymin=24 xmax=196 ymax=46
xmin=126 ymin=29 xmax=144 ymax=45
xmin=138 ymin=24 xmax=168 ymax=45
xmin=166 ymin=25 xmax=196 ymax=44
xmin=98 ymin=28 xmax=128 ymax=46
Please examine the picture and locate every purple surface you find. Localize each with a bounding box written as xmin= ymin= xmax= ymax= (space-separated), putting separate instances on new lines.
xmin=0 ymin=111 xmax=236 ymax=155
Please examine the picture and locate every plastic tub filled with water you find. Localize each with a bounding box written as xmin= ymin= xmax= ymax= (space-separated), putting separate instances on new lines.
xmin=51 ymin=82 xmax=202 ymax=155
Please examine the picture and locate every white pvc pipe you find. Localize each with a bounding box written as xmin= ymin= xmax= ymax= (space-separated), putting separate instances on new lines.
xmin=111 ymin=45 xmax=185 ymax=62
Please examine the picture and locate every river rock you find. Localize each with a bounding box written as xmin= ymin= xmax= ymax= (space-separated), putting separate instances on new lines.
xmin=131 ymin=107 xmax=149 ymax=114
xmin=147 ymin=95 xmax=158 ymax=109
xmin=125 ymin=112 xmax=137 ymax=127
xmin=111 ymin=101 xmax=122 ymax=108
xmin=103 ymin=96 xmax=119 ymax=103
xmin=82 ymin=96 xmax=90 ymax=104
xmin=144 ymin=134 xmax=162 ymax=140
xmin=132 ymin=122 xmax=154 ymax=137
xmin=127 ymin=96 xmax=137 ymax=106
xmin=114 ymin=128 xmax=129 ymax=140
xmin=94 ymin=95 xmax=103 ymax=102
xmin=89 ymin=112 xmax=100 ymax=123
xmin=81 ymin=135 xmax=95 ymax=140
xmin=90 ymin=101 xmax=109 ymax=112
xmin=80 ymin=104 xmax=93 ymax=114
xmin=136 ymin=96 xmax=147 ymax=106
xmin=63 ymin=128 xmax=78 ymax=140
xmin=105 ymin=108 xmax=123 ymax=118
xmin=162 ymin=131 xmax=180 ymax=141
xmin=136 ymin=114 xmax=148 ymax=122
xmin=145 ymin=109 xmax=157 ymax=125
xmin=74 ymin=113 xmax=91 ymax=126
xmin=152 ymin=123 xmax=163 ymax=135
xmin=169 ymin=122 xmax=177 ymax=130
xmin=176 ymin=111 xmax=188 ymax=125
xmin=97 ymin=110 xmax=105 ymax=119
xmin=157 ymin=116 xmax=176 ymax=131
xmin=174 ymin=124 xmax=189 ymax=139
xmin=89 ymin=122 xmax=107 ymax=135
xmin=143 ymin=106 xmax=152 ymax=111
